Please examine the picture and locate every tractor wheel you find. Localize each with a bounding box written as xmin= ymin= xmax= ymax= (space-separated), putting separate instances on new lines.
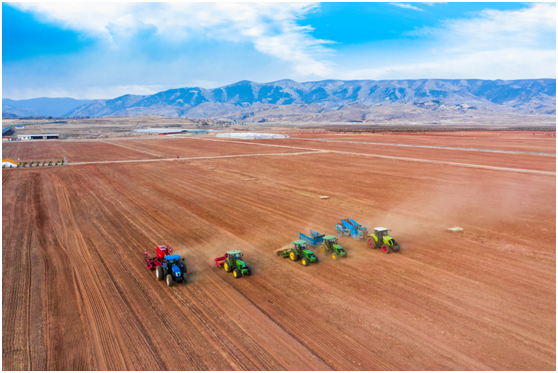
xmin=245 ymin=266 xmax=252 ymax=276
xmin=224 ymin=262 xmax=232 ymax=273
xmin=368 ymin=238 xmax=377 ymax=248
xmin=320 ymin=245 xmax=326 ymax=254
xmin=302 ymin=258 xmax=309 ymax=266
xmin=289 ymin=251 xmax=298 ymax=261
xmin=156 ymin=266 xmax=164 ymax=281
xmin=233 ymin=269 xmax=241 ymax=279
xmin=332 ymin=253 xmax=337 ymax=260
xmin=166 ymin=274 xmax=174 ymax=287
xmin=382 ymin=244 xmax=391 ymax=254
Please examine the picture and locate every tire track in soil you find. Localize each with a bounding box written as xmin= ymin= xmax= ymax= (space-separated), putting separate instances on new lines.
xmin=103 ymin=140 xmax=169 ymax=158
xmin=50 ymin=173 xmax=134 ymax=370
xmin=2 ymin=173 xmax=34 ymax=370
xmin=88 ymin=164 xmax=330 ymax=370
xmin=57 ymin=165 xmax=319 ymax=370
xmin=60 ymin=168 xmax=234 ymax=370
xmin=195 ymin=138 xmax=556 ymax=175
xmin=102 ymin=162 xmax=388 ymax=370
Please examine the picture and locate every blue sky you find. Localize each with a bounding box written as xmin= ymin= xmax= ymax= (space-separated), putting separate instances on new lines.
xmin=3 ymin=2 xmax=556 ymax=99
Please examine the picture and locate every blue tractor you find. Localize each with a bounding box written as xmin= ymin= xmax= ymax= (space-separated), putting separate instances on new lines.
xmin=336 ymin=218 xmax=368 ymax=240
xmin=155 ymin=254 xmax=188 ymax=287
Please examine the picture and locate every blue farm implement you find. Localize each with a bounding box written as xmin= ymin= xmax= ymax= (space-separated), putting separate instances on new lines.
xmin=336 ymin=218 xmax=368 ymax=240
xmin=299 ymin=230 xmax=325 ymax=247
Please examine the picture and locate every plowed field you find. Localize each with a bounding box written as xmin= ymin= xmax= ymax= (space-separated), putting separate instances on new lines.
xmin=3 ymin=133 xmax=555 ymax=370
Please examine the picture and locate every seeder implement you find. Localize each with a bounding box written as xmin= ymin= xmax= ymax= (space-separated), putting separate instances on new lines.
xmin=144 ymin=245 xmax=173 ymax=270
xmin=336 ymin=218 xmax=368 ymax=240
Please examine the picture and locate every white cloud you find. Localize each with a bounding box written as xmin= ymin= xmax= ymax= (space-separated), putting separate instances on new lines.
xmin=340 ymin=49 xmax=556 ymax=80
xmin=415 ymin=2 xmax=556 ymax=51
xmin=389 ymin=3 xmax=424 ymax=12
xmin=343 ymin=3 xmax=556 ymax=80
xmin=10 ymin=2 xmax=333 ymax=77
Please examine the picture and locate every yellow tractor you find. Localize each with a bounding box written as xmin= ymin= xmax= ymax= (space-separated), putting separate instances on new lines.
xmin=367 ymin=227 xmax=400 ymax=254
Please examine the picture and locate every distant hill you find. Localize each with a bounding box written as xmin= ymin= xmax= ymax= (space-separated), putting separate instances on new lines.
xmin=2 ymin=97 xmax=91 ymax=117
xmin=12 ymin=79 xmax=557 ymax=122
xmin=1 ymin=104 xmax=40 ymax=117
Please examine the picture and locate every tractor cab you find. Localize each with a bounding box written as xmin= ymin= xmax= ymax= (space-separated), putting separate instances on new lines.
xmin=164 ymin=254 xmax=184 ymax=269
xmin=374 ymin=227 xmax=389 ymax=239
xmin=227 ymin=250 xmax=243 ymax=260
xmin=293 ymin=240 xmax=308 ymax=252
xmin=161 ymin=254 xmax=187 ymax=284
xmin=323 ymin=235 xmax=338 ymax=246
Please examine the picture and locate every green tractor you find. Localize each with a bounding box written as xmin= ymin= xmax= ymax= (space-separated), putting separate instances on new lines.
xmin=215 ymin=250 xmax=251 ymax=278
xmin=367 ymin=227 xmax=400 ymax=254
xmin=276 ymin=240 xmax=318 ymax=266
xmin=320 ymin=235 xmax=346 ymax=260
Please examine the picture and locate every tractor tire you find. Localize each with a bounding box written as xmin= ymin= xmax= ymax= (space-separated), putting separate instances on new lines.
xmin=301 ymin=258 xmax=308 ymax=266
xmin=233 ymin=269 xmax=241 ymax=279
xmin=245 ymin=266 xmax=252 ymax=276
xmin=368 ymin=238 xmax=378 ymax=248
xmin=320 ymin=245 xmax=326 ymax=254
xmin=289 ymin=251 xmax=298 ymax=261
xmin=381 ymin=244 xmax=391 ymax=254
xmin=166 ymin=274 xmax=174 ymax=287
xmin=156 ymin=266 xmax=164 ymax=281
xmin=224 ymin=262 xmax=232 ymax=273
xmin=332 ymin=253 xmax=337 ymax=260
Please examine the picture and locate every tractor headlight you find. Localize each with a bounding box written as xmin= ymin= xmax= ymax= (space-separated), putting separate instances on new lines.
xmin=176 ymin=272 xmax=180 ymax=277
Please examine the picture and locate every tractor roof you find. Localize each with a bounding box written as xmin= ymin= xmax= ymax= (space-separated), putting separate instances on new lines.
xmin=324 ymin=235 xmax=336 ymax=240
xmin=293 ymin=240 xmax=307 ymax=245
xmin=165 ymin=254 xmax=180 ymax=260
xmin=227 ymin=250 xmax=242 ymax=255
xmin=374 ymin=227 xmax=388 ymax=231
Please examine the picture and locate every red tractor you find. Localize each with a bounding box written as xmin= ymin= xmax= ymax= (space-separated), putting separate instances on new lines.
xmin=144 ymin=245 xmax=173 ymax=270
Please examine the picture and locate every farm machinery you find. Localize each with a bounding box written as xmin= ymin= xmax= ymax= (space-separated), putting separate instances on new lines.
xmin=320 ymin=235 xmax=346 ymax=260
xmin=367 ymin=227 xmax=400 ymax=254
xmin=214 ymin=250 xmax=251 ymax=279
xmin=299 ymin=230 xmax=346 ymax=260
xmin=336 ymin=218 xmax=368 ymax=240
xmin=144 ymin=245 xmax=188 ymax=287
xmin=276 ymin=240 xmax=318 ymax=266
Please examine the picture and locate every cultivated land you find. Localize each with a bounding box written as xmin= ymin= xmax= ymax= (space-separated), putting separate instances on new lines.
xmin=2 ymin=131 xmax=556 ymax=370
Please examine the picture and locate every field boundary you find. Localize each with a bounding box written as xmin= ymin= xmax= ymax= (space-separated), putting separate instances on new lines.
xmin=288 ymin=137 xmax=556 ymax=156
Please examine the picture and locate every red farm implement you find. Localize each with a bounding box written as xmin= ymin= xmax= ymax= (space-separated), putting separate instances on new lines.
xmin=144 ymin=245 xmax=174 ymax=270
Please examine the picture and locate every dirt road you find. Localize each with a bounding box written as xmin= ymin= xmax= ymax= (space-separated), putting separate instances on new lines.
xmin=3 ymin=133 xmax=555 ymax=370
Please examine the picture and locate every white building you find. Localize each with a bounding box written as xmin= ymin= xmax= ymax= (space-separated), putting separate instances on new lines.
xmin=216 ymin=133 xmax=287 ymax=140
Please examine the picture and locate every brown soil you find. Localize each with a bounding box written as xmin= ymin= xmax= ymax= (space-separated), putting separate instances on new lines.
xmin=3 ymin=132 xmax=555 ymax=370
xmin=289 ymin=131 xmax=557 ymax=153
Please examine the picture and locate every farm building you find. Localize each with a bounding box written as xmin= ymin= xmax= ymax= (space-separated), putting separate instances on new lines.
xmin=216 ymin=133 xmax=287 ymax=139
xmin=133 ymin=128 xmax=209 ymax=135
xmin=17 ymin=134 xmax=60 ymax=140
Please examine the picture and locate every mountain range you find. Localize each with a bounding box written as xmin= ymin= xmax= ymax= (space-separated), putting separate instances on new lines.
xmin=3 ymin=79 xmax=556 ymax=122
xmin=2 ymin=97 xmax=91 ymax=117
